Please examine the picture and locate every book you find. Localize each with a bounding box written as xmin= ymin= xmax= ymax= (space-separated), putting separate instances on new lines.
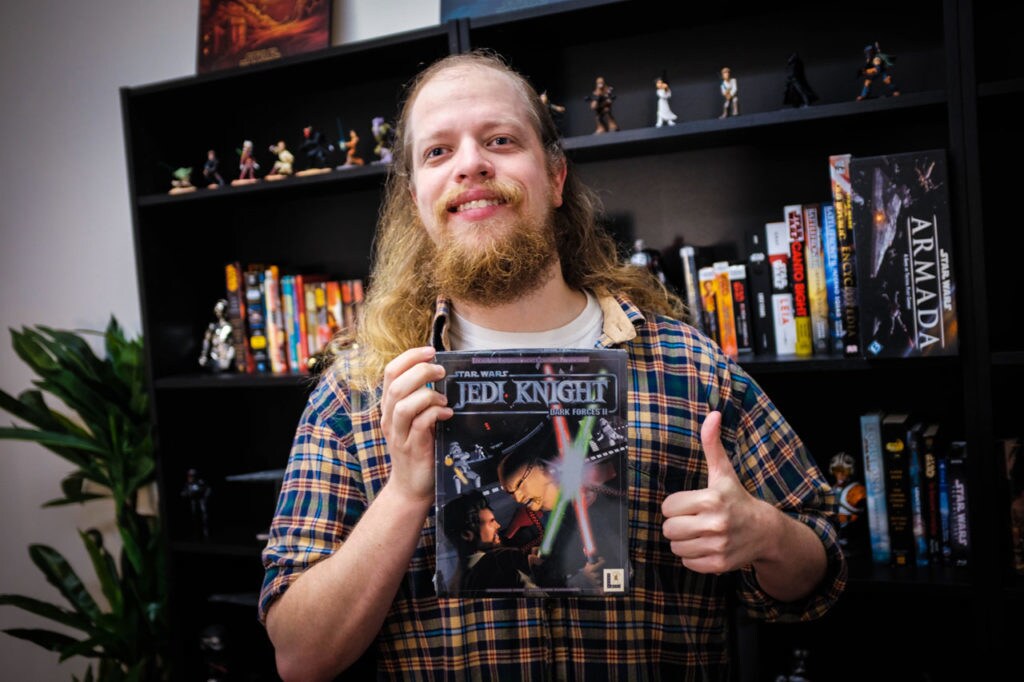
xmin=745 ymin=230 xmax=775 ymax=355
xmin=679 ymin=245 xmax=704 ymax=333
xmin=698 ymin=266 xmax=721 ymax=346
xmin=1001 ymin=437 xmax=1024 ymax=574
xmin=224 ymin=261 xmax=254 ymax=373
xmin=784 ymin=204 xmax=813 ymax=357
xmin=765 ymin=221 xmax=797 ymax=355
xmin=860 ymin=411 xmax=890 ymax=565
xmin=849 ymin=149 xmax=959 ymax=358
xmin=920 ymin=423 xmax=944 ymax=564
xmin=263 ymin=265 xmax=289 ymax=374
xmin=936 ymin=434 xmax=952 ymax=564
xmin=279 ymin=275 xmax=302 ymax=374
xmin=820 ymin=203 xmax=845 ymax=355
xmin=802 ymin=203 xmax=830 ymax=354
xmin=906 ymin=422 xmax=930 ymax=568
xmin=828 ymin=153 xmax=860 ymax=356
xmin=243 ymin=264 xmax=270 ymax=374
xmin=728 ymin=264 xmax=753 ymax=354
xmin=881 ymin=412 xmax=914 ymax=568
xmin=947 ymin=440 xmax=970 ymax=567
xmin=712 ymin=261 xmax=739 ymax=359
xmin=433 ymin=349 xmax=630 ymax=597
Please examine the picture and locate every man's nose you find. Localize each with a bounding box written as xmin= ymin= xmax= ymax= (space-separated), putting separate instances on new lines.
xmin=455 ymin=143 xmax=493 ymax=180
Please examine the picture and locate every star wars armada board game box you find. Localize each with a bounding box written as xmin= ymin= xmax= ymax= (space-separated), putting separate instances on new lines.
xmin=849 ymin=149 xmax=959 ymax=357
xmin=433 ymin=349 xmax=630 ymax=597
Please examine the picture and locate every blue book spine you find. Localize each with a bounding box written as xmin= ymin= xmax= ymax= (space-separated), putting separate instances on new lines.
xmin=860 ymin=411 xmax=891 ymax=565
xmin=820 ymin=203 xmax=844 ymax=355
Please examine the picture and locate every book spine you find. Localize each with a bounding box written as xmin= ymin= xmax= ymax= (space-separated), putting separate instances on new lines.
xmin=746 ymin=235 xmax=775 ymax=355
xmin=906 ymin=423 xmax=930 ymax=568
xmin=728 ymin=264 xmax=753 ymax=354
xmin=243 ymin=265 xmax=270 ymax=374
xmin=784 ymin=204 xmax=813 ymax=357
xmin=263 ymin=265 xmax=289 ymax=374
xmin=326 ymin=280 xmax=343 ymax=338
xmin=937 ymin=446 xmax=952 ymax=564
xmin=947 ymin=440 xmax=970 ymax=567
xmin=1003 ymin=437 xmax=1024 ymax=575
xmin=802 ymin=203 xmax=830 ymax=354
xmin=820 ymin=203 xmax=845 ymax=355
xmin=279 ymin=275 xmax=300 ymax=374
xmin=713 ymin=261 xmax=739 ymax=359
xmin=680 ymin=245 xmax=705 ymax=333
xmin=860 ymin=411 xmax=891 ymax=565
xmin=881 ymin=413 xmax=914 ymax=569
xmin=291 ymin=274 xmax=310 ymax=373
xmin=766 ymin=221 xmax=797 ymax=355
xmin=224 ymin=261 xmax=254 ymax=373
xmin=829 ymin=153 xmax=860 ymax=356
xmin=698 ymin=266 xmax=721 ymax=346
xmin=921 ymin=423 xmax=944 ymax=564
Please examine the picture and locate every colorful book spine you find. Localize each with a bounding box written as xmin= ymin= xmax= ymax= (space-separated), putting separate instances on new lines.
xmin=698 ymin=266 xmax=721 ymax=346
xmin=906 ymin=422 xmax=930 ymax=568
xmin=765 ymin=221 xmax=797 ymax=355
xmin=712 ymin=261 xmax=738 ymax=359
xmin=921 ymin=422 xmax=944 ymax=563
xmin=679 ymin=245 xmax=704 ymax=333
xmin=860 ymin=411 xmax=891 ymax=566
xmin=279 ymin=275 xmax=302 ymax=374
xmin=224 ymin=261 xmax=254 ymax=373
xmin=820 ymin=203 xmax=845 ymax=355
xmin=728 ymin=264 xmax=753 ymax=354
xmin=947 ymin=440 xmax=970 ymax=567
xmin=243 ymin=264 xmax=270 ymax=374
xmin=829 ymin=153 xmax=859 ymax=356
xmin=784 ymin=204 xmax=813 ymax=357
xmin=802 ymin=203 xmax=830 ymax=355
xmin=881 ymin=412 xmax=914 ymax=569
xmin=263 ymin=265 xmax=289 ymax=374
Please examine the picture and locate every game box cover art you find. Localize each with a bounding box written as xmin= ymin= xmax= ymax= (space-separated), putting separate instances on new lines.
xmin=433 ymin=349 xmax=630 ymax=597
xmin=197 ymin=0 xmax=331 ymax=73
xmin=849 ymin=149 xmax=959 ymax=358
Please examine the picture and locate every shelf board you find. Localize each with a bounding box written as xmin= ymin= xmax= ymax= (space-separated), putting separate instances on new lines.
xmin=170 ymin=539 xmax=265 ymax=557
xmin=845 ymin=562 xmax=972 ymax=595
xmin=978 ymin=77 xmax=1024 ymax=98
xmin=155 ymin=372 xmax=318 ymax=390
xmin=992 ymin=351 xmax=1024 ymax=367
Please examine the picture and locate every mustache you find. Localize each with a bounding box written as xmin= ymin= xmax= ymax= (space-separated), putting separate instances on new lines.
xmin=432 ymin=179 xmax=525 ymax=227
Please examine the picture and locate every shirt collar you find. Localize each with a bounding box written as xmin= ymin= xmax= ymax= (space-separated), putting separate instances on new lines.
xmin=431 ymin=293 xmax=642 ymax=351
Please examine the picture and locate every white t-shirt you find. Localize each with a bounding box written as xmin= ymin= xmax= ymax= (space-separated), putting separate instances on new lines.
xmin=448 ymin=290 xmax=603 ymax=351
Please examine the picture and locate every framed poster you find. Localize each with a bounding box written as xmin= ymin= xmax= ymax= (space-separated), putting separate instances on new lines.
xmin=197 ymin=0 xmax=332 ymax=74
xmin=441 ymin=0 xmax=577 ymax=22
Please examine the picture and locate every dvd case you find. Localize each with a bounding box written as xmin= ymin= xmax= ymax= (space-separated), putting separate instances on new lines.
xmin=433 ymin=349 xmax=630 ymax=597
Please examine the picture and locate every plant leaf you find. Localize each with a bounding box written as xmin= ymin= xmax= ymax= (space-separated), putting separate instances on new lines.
xmin=28 ymin=544 xmax=103 ymax=623
xmin=79 ymin=529 xmax=123 ymax=617
xmin=0 ymin=594 xmax=92 ymax=631
xmin=0 ymin=627 xmax=85 ymax=654
xmin=0 ymin=427 xmax=108 ymax=456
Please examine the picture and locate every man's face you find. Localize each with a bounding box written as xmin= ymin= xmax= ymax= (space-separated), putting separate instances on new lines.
xmin=506 ymin=461 xmax=560 ymax=512
xmin=406 ymin=64 xmax=566 ymax=268
xmin=477 ymin=507 xmax=501 ymax=547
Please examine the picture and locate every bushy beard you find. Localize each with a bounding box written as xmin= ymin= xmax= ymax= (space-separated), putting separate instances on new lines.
xmin=430 ymin=180 xmax=559 ymax=307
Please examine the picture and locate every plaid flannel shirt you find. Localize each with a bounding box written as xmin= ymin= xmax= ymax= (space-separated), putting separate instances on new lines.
xmin=260 ymin=294 xmax=847 ymax=680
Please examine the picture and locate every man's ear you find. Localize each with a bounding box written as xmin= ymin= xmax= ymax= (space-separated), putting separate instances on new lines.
xmin=551 ymin=158 xmax=567 ymax=208
xmin=461 ymin=529 xmax=476 ymax=542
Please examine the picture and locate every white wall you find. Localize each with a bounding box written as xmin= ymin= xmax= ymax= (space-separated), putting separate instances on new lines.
xmin=0 ymin=1 xmax=438 ymax=678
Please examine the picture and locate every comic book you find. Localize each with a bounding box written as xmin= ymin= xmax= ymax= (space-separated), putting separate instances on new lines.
xmin=433 ymin=349 xmax=630 ymax=597
xmin=849 ymin=149 xmax=959 ymax=357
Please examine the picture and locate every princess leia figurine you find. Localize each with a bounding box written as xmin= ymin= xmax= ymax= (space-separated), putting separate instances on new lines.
xmin=655 ymin=77 xmax=678 ymax=127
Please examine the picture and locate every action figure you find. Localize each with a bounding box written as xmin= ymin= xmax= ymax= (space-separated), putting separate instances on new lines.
xmin=828 ymin=451 xmax=868 ymax=558
xmin=181 ymin=467 xmax=212 ymax=538
xmin=232 ymin=140 xmax=259 ymax=186
xmin=199 ymin=623 xmax=229 ymax=682
xmin=168 ymin=166 xmax=195 ymax=195
xmin=444 ymin=441 xmax=483 ymax=494
xmin=539 ymin=91 xmax=566 ymax=134
xmin=654 ymin=76 xmax=678 ymax=127
xmin=198 ymin=298 xmax=235 ymax=372
xmin=202 ymin=149 xmax=225 ymax=188
xmin=783 ymin=52 xmax=819 ymax=108
xmin=338 ymin=129 xmax=365 ymax=168
xmin=371 ymin=116 xmax=394 ymax=164
xmin=297 ymin=125 xmax=334 ymax=175
xmin=857 ymin=41 xmax=899 ymax=100
xmin=585 ymin=76 xmax=618 ymax=134
xmin=719 ymin=67 xmax=739 ymax=118
xmin=265 ymin=140 xmax=294 ymax=180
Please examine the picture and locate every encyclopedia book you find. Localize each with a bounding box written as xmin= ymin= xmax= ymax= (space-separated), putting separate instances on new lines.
xmin=433 ymin=349 xmax=630 ymax=597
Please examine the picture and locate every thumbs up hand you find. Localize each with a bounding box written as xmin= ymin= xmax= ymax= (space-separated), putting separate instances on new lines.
xmin=661 ymin=410 xmax=772 ymax=574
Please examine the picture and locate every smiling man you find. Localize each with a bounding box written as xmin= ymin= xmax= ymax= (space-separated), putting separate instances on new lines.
xmin=259 ymin=49 xmax=847 ymax=681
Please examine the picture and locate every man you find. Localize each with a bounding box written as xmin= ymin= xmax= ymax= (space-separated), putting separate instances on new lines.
xmin=260 ymin=49 xmax=846 ymax=680
xmin=439 ymin=489 xmax=535 ymax=594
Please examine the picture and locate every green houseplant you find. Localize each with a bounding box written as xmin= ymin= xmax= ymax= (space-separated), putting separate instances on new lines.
xmin=0 ymin=317 xmax=169 ymax=681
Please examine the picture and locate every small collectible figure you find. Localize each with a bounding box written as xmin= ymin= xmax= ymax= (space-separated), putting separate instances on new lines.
xmin=371 ymin=116 xmax=394 ymax=164
xmin=199 ymin=623 xmax=229 ymax=682
xmin=168 ymin=166 xmax=195 ymax=195
xmin=857 ymin=41 xmax=899 ymax=100
xmin=783 ymin=52 xmax=819 ymax=108
xmin=539 ymin=90 xmax=566 ymax=133
xmin=654 ymin=76 xmax=678 ymax=127
xmin=296 ymin=125 xmax=334 ymax=176
xmin=265 ymin=140 xmax=294 ymax=181
xmin=338 ymin=129 xmax=365 ymax=168
xmin=202 ymin=149 xmax=225 ymax=188
xmin=232 ymin=139 xmax=260 ymax=186
xmin=585 ymin=76 xmax=618 ymax=134
xmin=181 ymin=467 xmax=212 ymax=538
xmin=828 ymin=451 xmax=868 ymax=559
xmin=719 ymin=67 xmax=739 ymax=118
xmin=198 ymin=298 xmax=235 ymax=372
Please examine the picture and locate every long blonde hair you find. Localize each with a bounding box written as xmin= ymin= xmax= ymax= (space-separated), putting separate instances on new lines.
xmin=332 ymin=50 xmax=683 ymax=391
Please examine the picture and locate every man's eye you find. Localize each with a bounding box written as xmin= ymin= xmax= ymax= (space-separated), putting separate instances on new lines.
xmin=491 ymin=136 xmax=511 ymax=146
xmin=426 ymin=147 xmax=446 ymax=158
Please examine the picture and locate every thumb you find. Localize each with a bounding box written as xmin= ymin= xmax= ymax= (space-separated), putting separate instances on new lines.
xmin=701 ymin=411 xmax=735 ymax=485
